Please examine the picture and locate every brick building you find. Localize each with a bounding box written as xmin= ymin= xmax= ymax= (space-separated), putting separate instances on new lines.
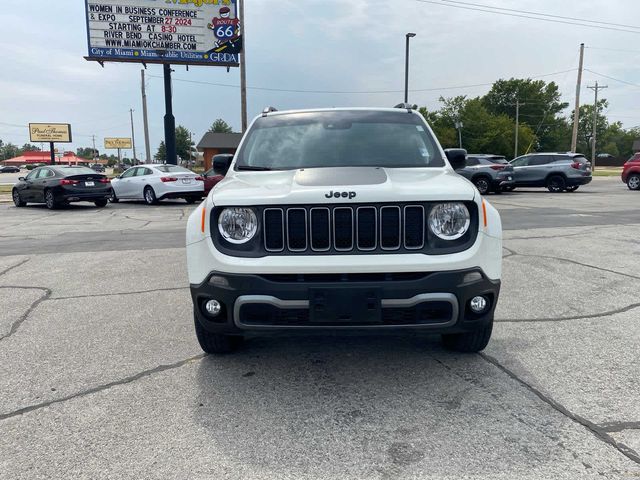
xmin=197 ymin=132 xmax=243 ymax=171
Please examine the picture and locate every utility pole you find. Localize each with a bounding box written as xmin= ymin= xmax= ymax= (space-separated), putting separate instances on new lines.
xmin=404 ymin=33 xmax=416 ymax=104
xmin=92 ymin=135 xmax=97 ymax=161
xmin=587 ymin=82 xmax=607 ymax=171
xmin=239 ymin=0 xmax=248 ymax=132
xmin=514 ymin=99 xmax=525 ymax=158
xmin=454 ymin=120 xmax=463 ymax=148
xmin=571 ymin=43 xmax=585 ymax=152
xmin=129 ymin=108 xmax=137 ymax=165
xmin=141 ymin=69 xmax=151 ymax=163
xmin=163 ymin=63 xmax=177 ymax=165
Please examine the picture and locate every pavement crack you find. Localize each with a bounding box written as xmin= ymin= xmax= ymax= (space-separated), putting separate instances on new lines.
xmin=496 ymin=301 xmax=640 ymax=323
xmin=0 ymin=258 xmax=30 ymax=277
xmin=480 ymin=352 xmax=640 ymax=465
xmin=52 ymin=286 xmax=188 ymax=300
xmin=0 ymin=286 xmax=51 ymax=341
xmin=599 ymin=421 xmax=640 ymax=433
xmin=0 ymin=354 xmax=205 ymax=422
xmin=503 ymin=248 xmax=640 ymax=281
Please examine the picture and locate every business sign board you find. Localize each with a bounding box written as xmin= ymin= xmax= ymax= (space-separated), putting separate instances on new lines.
xmin=29 ymin=124 xmax=72 ymax=143
xmin=105 ymin=137 xmax=133 ymax=149
xmin=84 ymin=0 xmax=242 ymax=67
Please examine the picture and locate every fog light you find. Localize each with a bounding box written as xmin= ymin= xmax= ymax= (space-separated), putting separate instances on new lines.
xmin=205 ymin=300 xmax=222 ymax=316
xmin=469 ymin=296 xmax=488 ymax=314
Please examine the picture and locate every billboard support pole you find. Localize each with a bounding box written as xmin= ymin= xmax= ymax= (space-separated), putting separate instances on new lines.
xmin=163 ymin=63 xmax=177 ymax=165
xmin=50 ymin=143 xmax=55 ymax=165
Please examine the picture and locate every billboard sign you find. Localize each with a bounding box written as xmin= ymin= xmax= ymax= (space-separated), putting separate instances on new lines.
xmin=104 ymin=137 xmax=133 ymax=149
xmin=84 ymin=0 xmax=242 ymax=67
xmin=29 ymin=124 xmax=72 ymax=143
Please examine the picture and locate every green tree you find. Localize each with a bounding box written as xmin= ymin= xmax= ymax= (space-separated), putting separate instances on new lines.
xmin=574 ymin=99 xmax=609 ymax=155
xmin=76 ymin=147 xmax=98 ymax=159
xmin=420 ymin=96 xmax=536 ymax=158
xmin=155 ymin=141 xmax=167 ymax=162
xmin=482 ymin=78 xmax=568 ymax=151
xmin=208 ymin=119 xmax=233 ymax=133
xmin=1 ymin=142 xmax=19 ymax=160
xmin=21 ymin=143 xmax=41 ymax=153
xmin=175 ymin=125 xmax=194 ymax=161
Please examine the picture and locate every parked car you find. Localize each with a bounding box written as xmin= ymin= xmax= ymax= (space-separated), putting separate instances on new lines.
xmin=622 ymin=153 xmax=640 ymax=190
xmin=90 ymin=164 xmax=105 ymax=173
xmin=0 ymin=165 xmax=20 ymax=173
xmin=509 ymin=153 xmax=592 ymax=192
xmin=453 ymin=153 xmax=515 ymax=194
xmin=186 ymin=106 xmax=502 ymax=354
xmin=202 ymin=163 xmax=226 ymax=195
xmin=12 ymin=166 xmax=111 ymax=209
xmin=109 ymin=164 xmax=204 ymax=205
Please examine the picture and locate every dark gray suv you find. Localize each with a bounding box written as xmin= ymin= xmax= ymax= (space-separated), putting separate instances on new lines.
xmin=454 ymin=154 xmax=515 ymax=195
xmin=510 ymin=153 xmax=592 ymax=192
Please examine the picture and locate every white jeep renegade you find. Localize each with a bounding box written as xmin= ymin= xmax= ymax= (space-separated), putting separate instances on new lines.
xmin=186 ymin=106 xmax=502 ymax=354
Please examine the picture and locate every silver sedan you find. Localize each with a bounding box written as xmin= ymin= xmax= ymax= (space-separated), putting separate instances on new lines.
xmin=109 ymin=164 xmax=204 ymax=205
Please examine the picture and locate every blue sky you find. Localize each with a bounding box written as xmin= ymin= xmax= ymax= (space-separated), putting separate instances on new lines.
xmin=1 ymin=0 xmax=639 ymax=160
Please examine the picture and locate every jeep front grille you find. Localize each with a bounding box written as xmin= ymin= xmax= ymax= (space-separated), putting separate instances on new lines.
xmin=263 ymin=205 xmax=426 ymax=253
xmin=211 ymin=202 xmax=478 ymax=257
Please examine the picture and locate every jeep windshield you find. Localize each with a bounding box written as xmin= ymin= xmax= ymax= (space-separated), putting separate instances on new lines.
xmin=235 ymin=110 xmax=444 ymax=170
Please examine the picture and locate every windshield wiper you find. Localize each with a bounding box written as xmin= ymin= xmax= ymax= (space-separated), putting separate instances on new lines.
xmin=236 ymin=165 xmax=274 ymax=171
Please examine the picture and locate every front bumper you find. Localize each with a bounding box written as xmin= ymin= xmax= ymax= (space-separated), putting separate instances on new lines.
xmin=493 ymin=176 xmax=515 ymax=190
xmin=191 ymin=269 xmax=500 ymax=335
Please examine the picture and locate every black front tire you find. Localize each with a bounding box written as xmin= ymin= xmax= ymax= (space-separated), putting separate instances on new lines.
xmin=12 ymin=189 xmax=26 ymax=207
xmin=473 ymin=177 xmax=491 ymax=195
xmin=442 ymin=320 xmax=493 ymax=353
xmin=194 ymin=314 xmax=243 ymax=354
xmin=95 ymin=199 xmax=108 ymax=208
xmin=109 ymin=189 xmax=119 ymax=203
xmin=546 ymin=175 xmax=566 ymax=193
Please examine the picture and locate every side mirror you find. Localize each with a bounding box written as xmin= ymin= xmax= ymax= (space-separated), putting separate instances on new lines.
xmin=18 ymin=177 xmax=25 ymax=181
xmin=445 ymin=148 xmax=467 ymax=171
xmin=213 ymin=154 xmax=234 ymax=176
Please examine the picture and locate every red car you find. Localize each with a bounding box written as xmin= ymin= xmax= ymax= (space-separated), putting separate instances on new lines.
xmin=622 ymin=153 xmax=640 ymax=190
xmin=202 ymin=168 xmax=225 ymax=195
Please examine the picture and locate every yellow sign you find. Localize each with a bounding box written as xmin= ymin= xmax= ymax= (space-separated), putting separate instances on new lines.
xmin=104 ymin=138 xmax=133 ymax=149
xmin=29 ymin=123 xmax=72 ymax=143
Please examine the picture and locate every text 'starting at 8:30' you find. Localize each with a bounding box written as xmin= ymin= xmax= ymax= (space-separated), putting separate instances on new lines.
xmin=85 ymin=0 xmax=242 ymax=67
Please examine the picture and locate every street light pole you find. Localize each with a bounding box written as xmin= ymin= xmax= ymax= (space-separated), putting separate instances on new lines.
xmin=404 ymin=33 xmax=416 ymax=104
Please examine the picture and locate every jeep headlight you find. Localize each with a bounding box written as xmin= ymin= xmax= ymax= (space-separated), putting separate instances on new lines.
xmin=218 ymin=208 xmax=258 ymax=244
xmin=428 ymin=203 xmax=470 ymax=240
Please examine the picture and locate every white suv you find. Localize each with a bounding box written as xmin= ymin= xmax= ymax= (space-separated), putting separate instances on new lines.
xmin=186 ymin=106 xmax=502 ymax=354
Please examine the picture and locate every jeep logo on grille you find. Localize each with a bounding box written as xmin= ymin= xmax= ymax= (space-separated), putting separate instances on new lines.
xmin=325 ymin=191 xmax=356 ymax=199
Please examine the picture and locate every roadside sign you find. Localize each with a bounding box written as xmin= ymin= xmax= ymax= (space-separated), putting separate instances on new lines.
xmin=84 ymin=0 xmax=242 ymax=67
xmin=104 ymin=137 xmax=133 ymax=149
xmin=29 ymin=124 xmax=72 ymax=143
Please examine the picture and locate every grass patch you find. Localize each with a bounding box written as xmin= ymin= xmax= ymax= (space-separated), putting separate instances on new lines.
xmin=593 ymin=169 xmax=622 ymax=177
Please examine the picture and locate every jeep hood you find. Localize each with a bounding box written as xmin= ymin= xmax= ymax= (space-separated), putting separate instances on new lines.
xmin=209 ymin=167 xmax=476 ymax=206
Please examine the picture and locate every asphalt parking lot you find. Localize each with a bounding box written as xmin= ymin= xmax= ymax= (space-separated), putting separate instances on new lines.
xmin=0 ymin=176 xmax=638 ymax=479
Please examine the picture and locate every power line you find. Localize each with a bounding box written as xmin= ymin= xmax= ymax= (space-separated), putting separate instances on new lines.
xmin=584 ymin=69 xmax=640 ymax=88
xmin=148 ymin=68 xmax=576 ymax=95
xmin=440 ymin=0 xmax=640 ymax=30
xmin=413 ymin=0 xmax=640 ymax=34
xmin=586 ymin=46 xmax=640 ymax=54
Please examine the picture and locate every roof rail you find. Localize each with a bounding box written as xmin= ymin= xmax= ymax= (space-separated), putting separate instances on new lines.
xmin=262 ymin=106 xmax=278 ymax=116
xmin=394 ymin=103 xmax=417 ymax=112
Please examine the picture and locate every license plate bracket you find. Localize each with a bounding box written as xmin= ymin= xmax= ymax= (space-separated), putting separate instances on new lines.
xmin=309 ymin=287 xmax=381 ymax=324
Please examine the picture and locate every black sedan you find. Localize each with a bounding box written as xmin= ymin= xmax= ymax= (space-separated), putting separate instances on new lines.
xmin=0 ymin=165 xmax=20 ymax=173
xmin=12 ymin=166 xmax=112 ymax=209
